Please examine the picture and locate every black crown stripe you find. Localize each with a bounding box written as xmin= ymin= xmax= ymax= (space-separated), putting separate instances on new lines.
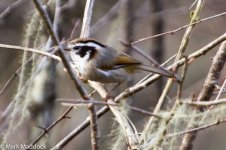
xmin=78 ymin=40 xmax=106 ymax=48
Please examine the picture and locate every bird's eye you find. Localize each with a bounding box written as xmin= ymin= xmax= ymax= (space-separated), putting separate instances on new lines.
xmin=73 ymin=46 xmax=80 ymax=50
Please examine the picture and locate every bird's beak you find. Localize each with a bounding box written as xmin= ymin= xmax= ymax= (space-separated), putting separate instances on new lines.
xmin=64 ymin=48 xmax=71 ymax=51
xmin=60 ymin=40 xmax=71 ymax=51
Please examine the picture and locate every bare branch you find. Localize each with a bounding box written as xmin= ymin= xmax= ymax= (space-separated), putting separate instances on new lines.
xmin=69 ymin=19 xmax=81 ymax=40
xmin=58 ymin=99 xmax=119 ymax=106
xmin=167 ymin=119 xmax=224 ymax=138
xmin=0 ymin=65 xmax=21 ymax=96
xmin=80 ymin=0 xmax=95 ymax=38
xmin=128 ymin=105 xmax=162 ymax=119
xmin=29 ymin=90 xmax=96 ymax=146
xmin=29 ymin=107 xmax=73 ymax=146
xmin=183 ymin=98 xmax=226 ymax=106
xmin=0 ymin=0 xmax=27 ymax=23
xmin=0 ymin=44 xmax=61 ymax=61
xmin=90 ymin=0 xmax=124 ymax=36
xmin=176 ymin=56 xmax=188 ymax=101
xmin=132 ymin=11 xmax=226 ymax=44
xmin=197 ymin=41 xmax=226 ymax=101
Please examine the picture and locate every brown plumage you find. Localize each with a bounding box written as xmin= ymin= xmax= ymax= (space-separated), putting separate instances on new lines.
xmin=67 ymin=38 xmax=174 ymax=83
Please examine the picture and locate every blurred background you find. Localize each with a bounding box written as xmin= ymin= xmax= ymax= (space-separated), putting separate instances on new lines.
xmin=0 ymin=0 xmax=226 ymax=149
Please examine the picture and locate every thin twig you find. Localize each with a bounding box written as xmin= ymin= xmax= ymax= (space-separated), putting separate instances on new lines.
xmin=132 ymin=11 xmax=226 ymax=44
xmin=90 ymin=0 xmax=125 ymax=36
xmin=30 ymin=107 xmax=73 ymax=145
xmin=183 ymin=98 xmax=226 ymax=106
xmin=0 ymin=0 xmax=27 ymax=23
xmin=0 ymin=67 xmax=20 ymax=96
xmin=29 ymin=90 xmax=96 ymax=146
xmin=176 ymin=56 xmax=188 ymax=101
xmin=51 ymin=105 xmax=109 ymax=150
xmin=167 ymin=119 xmax=224 ymax=138
xmin=58 ymin=99 xmax=119 ymax=106
xmin=69 ymin=19 xmax=81 ymax=40
xmin=0 ymin=44 xmax=61 ymax=61
xmin=128 ymin=105 xmax=162 ymax=119
xmin=0 ymin=56 xmax=37 ymax=96
xmin=214 ymin=78 xmax=226 ymax=99
xmin=189 ymin=0 xmax=198 ymax=10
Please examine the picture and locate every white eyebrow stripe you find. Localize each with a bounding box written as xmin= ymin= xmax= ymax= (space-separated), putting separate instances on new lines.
xmin=68 ymin=44 xmax=76 ymax=49
xmin=68 ymin=42 xmax=104 ymax=50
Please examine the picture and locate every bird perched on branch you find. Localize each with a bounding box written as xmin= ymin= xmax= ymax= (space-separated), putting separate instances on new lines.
xmin=65 ymin=38 xmax=178 ymax=83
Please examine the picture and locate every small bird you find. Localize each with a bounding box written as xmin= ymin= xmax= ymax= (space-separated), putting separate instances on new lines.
xmin=66 ymin=38 xmax=175 ymax=83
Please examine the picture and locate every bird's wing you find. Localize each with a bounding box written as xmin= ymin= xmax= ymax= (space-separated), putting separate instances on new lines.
xmin=114 ymin=53 xmax=141 ymax=66
xmin=98 ymin=53 xmax=141 ymax=71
